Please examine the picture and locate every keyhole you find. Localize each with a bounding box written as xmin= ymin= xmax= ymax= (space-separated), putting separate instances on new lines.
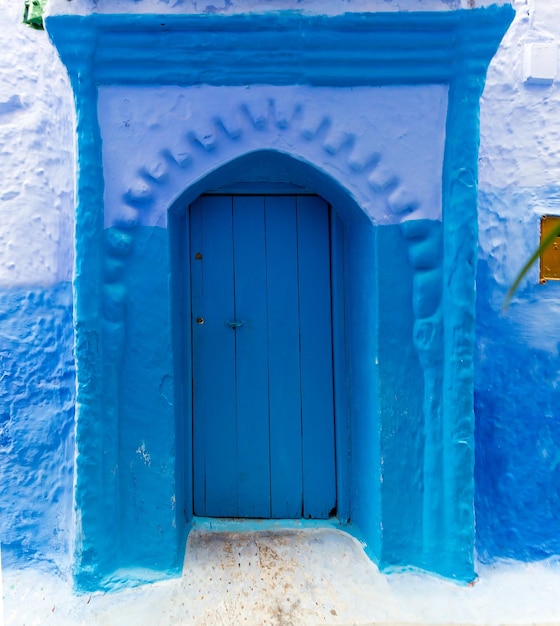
xmin=196 ymin=317 xmax=204 ymax=325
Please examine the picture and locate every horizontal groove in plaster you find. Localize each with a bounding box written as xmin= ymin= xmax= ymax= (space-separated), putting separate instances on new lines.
xmin=47 ymin=7 xmax=515 ymax=86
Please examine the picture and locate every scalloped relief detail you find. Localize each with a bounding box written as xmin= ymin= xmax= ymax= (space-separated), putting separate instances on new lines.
xmin=98 ymin=85 xmax=448 ymax=230
xmin=99 ymin=84 xmax=448 ymax=345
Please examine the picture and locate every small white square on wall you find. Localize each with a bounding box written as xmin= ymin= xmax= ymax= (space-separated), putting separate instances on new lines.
xmin=524 ymin=42 xmax=558 ymax=84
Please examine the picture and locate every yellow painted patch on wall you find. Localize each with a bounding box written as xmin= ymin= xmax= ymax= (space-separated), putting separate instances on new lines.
xmin=540 ymin=215 xmax=560 ymax=282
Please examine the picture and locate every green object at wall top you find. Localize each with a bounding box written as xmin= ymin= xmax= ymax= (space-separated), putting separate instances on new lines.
xmin=23 ymin=0 xmax=47 ymax=30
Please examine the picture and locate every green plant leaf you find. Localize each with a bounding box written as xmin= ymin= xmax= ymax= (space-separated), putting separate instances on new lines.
xmin=504 ymin=219 xmax=560 ymax=308
xmin=23 ymin=0 xmax=47 ymax=29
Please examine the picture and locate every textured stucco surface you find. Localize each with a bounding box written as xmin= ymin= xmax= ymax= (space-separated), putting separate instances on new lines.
xmin=476 ymin=0 xmax=560 ymax=561
xmin=0 ymin=0 xmax=75 ymax=574
xmin=0 ymin=0 xmax=74 ymax=287
xmin=3 ymin=0 xmax=560 ymax=613
xmin=0 ymin=283 xmax=75 ymax=568
xmin=99 ymin=84 xmax=447 ymax=228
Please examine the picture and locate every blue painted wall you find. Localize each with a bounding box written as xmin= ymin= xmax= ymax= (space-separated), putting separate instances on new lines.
xmin=377 ymin=224 xmax=426 ymax=570
xmin=346 ymin=219 xmax=429 ymax=571
xmin=475 ymin=185 xmax=560 ymax=563
xmin=1 ymin=211 xmax=559 ymax=582
xmin=103 ymin=216 xmax=432 ymax=579
xmin=0 ymin=283 xmax=75 ymax=570
xmin=116 ymin=226 xmax=182 ymax=573
xmin=5 ymin=198 xmax=560 ymax=579
xmin=346 ymin=219 xmax=381 ymax=560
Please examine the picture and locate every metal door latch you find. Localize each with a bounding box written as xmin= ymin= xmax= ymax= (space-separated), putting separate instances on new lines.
xmin=226 ymin=320 xmax=245 ymax=329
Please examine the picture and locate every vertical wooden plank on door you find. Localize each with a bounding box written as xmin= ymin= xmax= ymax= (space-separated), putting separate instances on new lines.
xmin=297 ymin=196 xmax=336 ymax=518
xmin=233 ymin=196 xmax=271 ymax=517
xmin=330 ymin=210 xmax=349 ymax=522
xmin=190 ymin=195 xmax=237 ymax=517
xmin=266 ymin=196 xmax=303 ymax=518
xmin=190 ymin=199 xmax=205 ymax=516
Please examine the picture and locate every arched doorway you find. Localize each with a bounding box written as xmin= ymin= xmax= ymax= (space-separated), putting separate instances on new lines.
xmin=47 ymin=3 xmax=513 ymax=590
xmin=170 ymin=153 xmax=375 ymax=531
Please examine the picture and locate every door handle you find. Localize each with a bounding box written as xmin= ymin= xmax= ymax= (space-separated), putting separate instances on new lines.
xmin=226 ymin=320 xmax=245 ymax=329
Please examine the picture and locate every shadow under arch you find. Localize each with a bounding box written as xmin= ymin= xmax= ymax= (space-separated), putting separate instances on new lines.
xmin=168 ymin=149 xmax=371 ymax=227
xmin=169 ymin=149 xmax=384 ymax=564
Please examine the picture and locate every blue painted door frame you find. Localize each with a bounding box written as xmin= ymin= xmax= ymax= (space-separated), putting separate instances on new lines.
xmin=47 ymin=5 xmax=514 ymax=591
xmin=190 ymin=194 xmax=340 ymax=519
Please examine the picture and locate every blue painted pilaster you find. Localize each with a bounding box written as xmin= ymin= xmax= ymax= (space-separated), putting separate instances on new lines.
xmin=62 ymin=31 xmax=114 ymax=588
xmin=440 ymin=64 xmax=487 ymax=581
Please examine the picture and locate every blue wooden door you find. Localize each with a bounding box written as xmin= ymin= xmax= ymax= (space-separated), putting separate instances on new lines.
xmin=190 ymin=194 xmax=336 ymax=519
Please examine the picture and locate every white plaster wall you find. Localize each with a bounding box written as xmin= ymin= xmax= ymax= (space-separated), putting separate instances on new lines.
xmin=480 ymin=0 xmax=560 ymax=191
xmin=479 ymin=0 xmax=560 ymax=349
xmin=0 ymin=0 xmax=74 ymax=288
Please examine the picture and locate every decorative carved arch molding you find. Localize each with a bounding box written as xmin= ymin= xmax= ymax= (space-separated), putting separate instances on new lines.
xmin=99 ymin=86 xmax=447 ymax=358
xmin=46 ymin=5 xmax=514 ymax=591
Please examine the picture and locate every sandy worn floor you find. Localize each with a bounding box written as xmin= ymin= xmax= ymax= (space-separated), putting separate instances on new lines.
xmin=4 ymin=526 xmax=560 ymax=625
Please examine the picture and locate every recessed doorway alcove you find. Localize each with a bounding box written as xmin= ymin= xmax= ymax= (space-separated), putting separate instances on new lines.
xmin=46 ymin=2 xmax=513 ymax=591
